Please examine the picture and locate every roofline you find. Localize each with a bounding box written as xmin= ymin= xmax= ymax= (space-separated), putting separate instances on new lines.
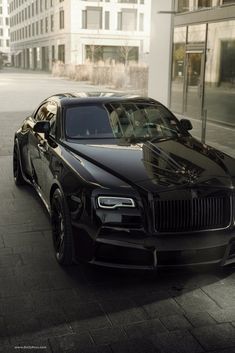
xmin=44 ymin=92 xmax=158 ymax=106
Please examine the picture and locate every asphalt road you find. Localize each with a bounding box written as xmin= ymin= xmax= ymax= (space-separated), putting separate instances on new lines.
xmin=0 ymin=68 xmax=235 ymax=353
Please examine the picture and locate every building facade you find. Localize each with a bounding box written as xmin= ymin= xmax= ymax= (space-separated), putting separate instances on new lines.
xmin=0 ymin=0 xmax=10 ymax=66
xmin=149 ymin=0 xmax=235 ymax=128
xmin=9 ymin=0 xmax=150 ymax=71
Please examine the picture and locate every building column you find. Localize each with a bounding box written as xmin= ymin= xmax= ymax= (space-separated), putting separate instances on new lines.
xmin=148 ymin=0 xmax=175 ymax=107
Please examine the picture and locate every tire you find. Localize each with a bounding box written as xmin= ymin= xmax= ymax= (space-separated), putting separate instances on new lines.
xmin=51 ymin=188 xmax=73 ymax=265
xmin=13 ymin=139 xmax=26 ymax=186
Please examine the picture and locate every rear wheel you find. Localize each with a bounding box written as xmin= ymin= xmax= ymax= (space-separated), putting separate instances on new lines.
xmin=51 ymin=188 xmax=73 ymax=265
xmin=13 ymin=140 xmax=25 ymax=186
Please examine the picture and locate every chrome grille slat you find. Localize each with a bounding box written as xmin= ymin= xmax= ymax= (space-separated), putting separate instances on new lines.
xmin=154 ymin=196 xmax=230 ymax=232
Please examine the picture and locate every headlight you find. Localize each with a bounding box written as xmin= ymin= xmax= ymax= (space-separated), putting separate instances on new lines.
xmin=97 ymin=196 xmax=135 ymax=209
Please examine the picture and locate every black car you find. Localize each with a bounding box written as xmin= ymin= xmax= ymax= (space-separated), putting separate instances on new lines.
xmin=13 ymin=92 xmax=235 ymax=269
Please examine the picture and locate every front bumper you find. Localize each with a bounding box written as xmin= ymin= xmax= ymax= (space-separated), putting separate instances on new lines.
xmin=89 ymin=228 xmax=235 ymax=269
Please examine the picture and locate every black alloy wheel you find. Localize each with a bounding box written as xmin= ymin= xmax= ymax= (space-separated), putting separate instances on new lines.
xmin=51 ymin=188 xmax=73 ymax=265
xmin=13 ymin=140 xmax=25 ymax=186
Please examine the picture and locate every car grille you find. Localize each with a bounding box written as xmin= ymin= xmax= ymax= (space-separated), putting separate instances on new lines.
xmin=154 ymin=196 xmax=231 ymax=233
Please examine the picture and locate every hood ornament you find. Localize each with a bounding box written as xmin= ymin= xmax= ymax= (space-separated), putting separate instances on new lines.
xmin=176 ymin=167 xmax=199 ymax=184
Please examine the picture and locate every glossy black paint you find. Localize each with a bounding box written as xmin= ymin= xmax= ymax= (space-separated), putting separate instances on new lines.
xmin=14 ymin=93 xmax=235 ymax=269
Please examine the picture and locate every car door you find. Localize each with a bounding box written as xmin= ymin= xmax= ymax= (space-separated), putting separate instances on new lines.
xmin=39 ymin=101 xmax=60 ymax=205
xmin=28 ymin=102 xmax=50 ymax=191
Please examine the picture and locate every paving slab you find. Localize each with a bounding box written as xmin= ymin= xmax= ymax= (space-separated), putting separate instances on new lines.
xmin=150 ymin=329 xmax=204 ymax=353
xmin=191 ymin=323 xmax=235 ymax=351
xmin=49 ymin=333 xmax=93 ymax=353
xmin=124 ymin=318 xmax=167 ymax=339
xmin=110 ymin=337 xmax=157 ymax=353
xmin=90 ymin=326 xmax=128 ymax=345
xmin=173 ymin=288 xmax=220 ymax=312
xmin=185 ymin=311 xmax=216 ymax=327
xmin=203 ymin=282 xmax=235 ymax=308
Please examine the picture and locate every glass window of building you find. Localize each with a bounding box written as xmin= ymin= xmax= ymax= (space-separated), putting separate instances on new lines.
xmin=171 ymin=26 xmax=187 ymax=113
xmin=222 ymin=0 xmax=235 ymax=4
xmin=198 ymin=0 xmax=212 ymax=8
xmin=40 ymin=18 xmax=43 ymax=34
xmin=118 ymin=9 xmax=137 ymax=31
xmin=85 ymin=45 xmax=138 ymax=63
xmin=83 ymin=7 xmax=102 ymax=30
xmin=45 ymin=16 xmax=48 ymax=32
xmin=177 ymin=0 xmax=190 ymax=12
xmin=105 ymin=11 xmax=109 ymax=30
xmin=59 ymin=9 xmax=64 ymax=29
xmin=50 ymin=14 xmax=54 ymax=31
xmin=117 ymin=12 xmax=121 ymax=30
xmin=204 ymin=20 xmax=235 ymax=126
xmin=82 ymin=10 xmax=86 ymax=28
xmin=58 ymin=44 xmax=65 ymax=62
xmin=52 ymin=45 xmax=55 ymax=61
xmin=118 ymin=0 xmax=137 ymax=3
xmin=139 ymin=13 xmax=144 ymax=31
xmin=171 ymin=24 xmax=206 ymax=120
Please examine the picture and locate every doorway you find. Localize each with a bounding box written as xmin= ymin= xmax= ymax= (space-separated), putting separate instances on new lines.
xmin=183 ymin=50 xmax=205 ymax=119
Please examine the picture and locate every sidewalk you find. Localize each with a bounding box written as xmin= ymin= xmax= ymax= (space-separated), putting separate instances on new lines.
xmin=177 ymin=116 xmax=235 ymax=159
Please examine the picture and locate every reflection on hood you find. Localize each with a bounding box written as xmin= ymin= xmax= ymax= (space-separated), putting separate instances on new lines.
xmin=142 ymin=141 xmax=204 ymax=186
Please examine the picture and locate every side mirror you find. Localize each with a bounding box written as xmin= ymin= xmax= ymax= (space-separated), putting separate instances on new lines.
xmin=179 ymin=119 xmax=193 ymax=131
xmin=33 ymin=121 xmax=50 ymax=139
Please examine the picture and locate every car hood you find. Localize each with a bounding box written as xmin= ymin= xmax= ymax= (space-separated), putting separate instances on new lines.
xmin=65 ymin=137 xmax=235 ymax=192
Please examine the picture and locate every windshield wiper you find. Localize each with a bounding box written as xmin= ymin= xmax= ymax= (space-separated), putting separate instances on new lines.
xmin=117 ymin=135 xmax=148 ymax=144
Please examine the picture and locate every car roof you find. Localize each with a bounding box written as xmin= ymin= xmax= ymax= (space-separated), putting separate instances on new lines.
xmin=46 ymin=92 xmax=158 ymax=106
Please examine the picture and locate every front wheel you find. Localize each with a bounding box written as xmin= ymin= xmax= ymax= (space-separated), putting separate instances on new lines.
xmin=13 ymin=140 xmax=25 ymax=186
xmin=51 ymin=188 xmax=73 ymax=265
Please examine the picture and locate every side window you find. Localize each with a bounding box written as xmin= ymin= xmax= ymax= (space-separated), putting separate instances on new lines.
xmin=34 ymin=103 xmax=49 ymax=121
xmin=34 ymin=101 xmax=58 ymax=137
xmin=47 ymin=102 xmax=58 ymax=138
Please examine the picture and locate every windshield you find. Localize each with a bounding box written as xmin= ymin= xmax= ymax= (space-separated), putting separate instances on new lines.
xmin=65 ymin=102 xmax=185 ymax=142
